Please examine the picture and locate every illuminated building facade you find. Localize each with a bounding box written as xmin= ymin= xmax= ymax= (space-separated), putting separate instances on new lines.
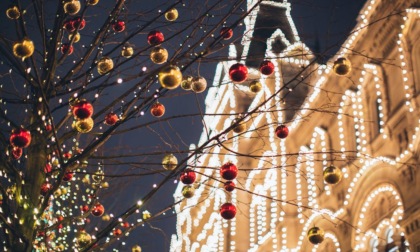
xmin=171 ymin=0 xmax=420 ymax=251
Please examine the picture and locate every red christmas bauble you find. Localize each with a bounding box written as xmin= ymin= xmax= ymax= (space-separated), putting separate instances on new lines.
xmin=61 ymin=43 xmax=74 ymax=55
xmin=147 ymin=30 xmax=164 ymax=45
xmin=40 ymin=183 xmax=52 ymax=196
xmin=57 ymin=215 xmax=64 ymax=222
xmin=64 ymin=20 xmax=76 ymax=32
xmin=259 ymin=60 xmax=274 ymax=75
xmin=113 ymin=228 xmax=122 ymax=236
xmin=220 ymin=203 xmax=236 ymax=220
xmin=45 ymin=124 xmax=52 ymax=131
xmin=81 ymin=205 xmax=89 ymax=212
xmin=11 ymin=147 xmax=22 ymax=159
xmin=72 ymin=99 xmax=93 ymax=119
xmin=220 ymin=27 xmax=233 ymax=40
xmin=63 ymin=152 xmax=72 ymax=160
xmin=104 ymin=112 xmax=118 ymax=125
xmin=150 ymin=102 xmax=165 ymax=117
xmin=44 ymin=163 xmax=52 ymax=173
xmin=224 ymin=181 xmax=235 ymax=192
xmin=91 ymin=203 xmax=105 ymax=217
xmin=63 ymin=172 xmax=74 ymax=181
xmin=275 ymin=124 xmax=289 ymax=139
xmin=122 ymin=222 xmax=130 ymax=228
xmin=112 ymin=20 xmax=125 ymax=32
xmin=180 ymin=169 xmax=196 ymax=184
xmin=10 ymin=128 xmax=31 ymax=148
xmin=72 ymin=17 xmax=86 ymax=30
xmin=229 ymin=63 xmax=248 ymax=83
xmin=220 ymin=162 xmax=238 ymax=180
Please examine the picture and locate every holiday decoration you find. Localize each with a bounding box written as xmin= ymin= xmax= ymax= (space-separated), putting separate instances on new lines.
xmin=132 ymin=245 xmax=142 ymax=252
xmin=91 ymin=203 xmax=105 ymax=217
xmin=11 ymin=147 xmax=22 ymax=160
xmin=63 ymin=0 xmax=81 ymax=15
xmin=333 ymin=57 xmax=352 ymax=76
xmin=102 ymin=214 xmax=110 ymax=221
xmin=69 ymin=32 xmax=81 ymax=43
xmin=64 ymin=20 xmax=76 ymax=32
xmin=180 ymin=169 xmax=196 ymax=184
xmin=162 ymin=154 xmax=178 ymax=170
xmin=63 ymin=172 xmax=74 ymax=182
xmin=87 ymin=0 xmax=99 ymax=5
xmin=72 ymin=99 xmax=93 ymax=119
xmin=220 ymin=27 xmax=233 ymax=40
xmin=307 ymin=226 xmax=325 ymax=245
xmin=112 ymin=20 xmax=126 ymax=32
xmin=191 ymin=77 xmax=207 ymax=93
xmin=142 ymin=210 xmax=151 ymax=220
xmin=249 ymin=80 xmax=262 ymax=93
xmin=150 ymin=46 xmax=168 ymax=64
xmin=182 ymin=185 xmax=195 ymax=198
xmin=61 ymin=43 xmax=74 ymax=55
xmin=76 ymin=230 xmax=92 ymax=248
xmin=323 ymin=165 xmax=343 ymax=185
xmin=13 ymin=38 xmax=35 ymax=60
xmin=74 ymin=118 xmax=94 ymax=133
xmin=147 ymin=30 xmax=164 ymax=45
xmin=121 ymin=46 xmax=134 ymax=58
xmin=40 ymin=183 xmax=52 ymax=196
xmin=220 ymin=203 xmax=236 ymax=220
xmin=158 ymin=65 xmax=183 ymax=89
xmin=165 ymin=8 xmax=178 ymax=21
xmin=224 ymin=181 xmax=235 ymax=192
xmin=72 ymin=17 xmax=86 ymax=30
xmin=220 ymin=162 xmax=238 ymax=180
xmin=81 ymin=205 xmax=89 ymax=212
xmin=231 ymin=118 xmax=246 ymax=133
xmin=229 ymin=63 xmax=248 ymax=83
xmin=10 ymin=128 xmax=31 ymax=148
xmin=259 ymin=60 xmax=275 ymax=75
xmin=92 ymin=171 xmax=104 ymax=182
xmin=6 ymin=6 xmax=20 ymax=20
xmin=181 ymin=75 xmax=193 ymax=90
xmin=104 ymin=112 xmax=119 ymax=125
xmin=150 ymin=102 xmax=165 ymax=117
xmin=97 ymin=57 xmax=114 ymax=75
xmin=275 ymin=124 xmax=289 ymax=139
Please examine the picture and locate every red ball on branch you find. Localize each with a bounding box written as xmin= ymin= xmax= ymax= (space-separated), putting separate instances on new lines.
xmin=104 ymin=112 xmax=119 ymax=126
xmin=72 ymin=99 xmax=93 ymax=120
xmin=229 ymin=63 xmax=248 ymax=83
xmin=259 ymin=60 xmax=275 ymax=75
xmin=224 ymin=181 xmax=235 ymax=192
xmin=275 ymin=124 xmax=289 ymax=139
xmin=91 ymin=203 xmax=105 ymax=217
xmin=220 ymin=162 xmax=238 ymax=180
xmin=11 ymin=147 xmax=22 ymax=159
xmin=40 ymin=183 xmax=52 ymax=196
xmin=150 ymin=102 xmax=165 ymax=117
xmin=220 ymin=203 xmax=236 ymax=220
xmin=180 ymin=169 xmax=196 ymax=184
xmin=61 ymin=43 xmax=74 ymax=55
xmin=112 ymin=20 xmax=126 ymax=32
xmin=113 ymin=228 xmax=122 ymax=236
xmin=63 ymin=172 xmax=74 ymax=181
xmin=72 ymin=17 xmax=86 ymax=30
xmin=220 ymin=27 xmax=233 ymax=40
xmin=147 ymin=30 xmax=164 ymax=46
xmin=10 ymin=128 xmax=31 ymax=148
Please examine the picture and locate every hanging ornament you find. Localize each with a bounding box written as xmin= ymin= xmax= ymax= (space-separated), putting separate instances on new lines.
xmin=72 ymin=17 xmax=86 ymax=30
xmin=180 ymin=169 xmax=196 ymax=184
xmin=101 ymin=181 xmax=109 ymax=189
xmin=6 ymin=6 xmax=20 ymax=20
xmin=150 ymin=102 xmax=165 ymax=117
xmin=249 ymin=80 xmax=262 ymax=93
xmin=64 ymin=20 xmax=76 ymax=32
xmin=333 ymin=57 xmax=351 ymax=76
xmin=69 ymin=32 xmax=81 ymax=43
xmin=10 ymin=128 xmax=31 ymax=148
xmin=147 ymin=30 xmax=164 ymax=45
xmin=11 ymin=147 xmax=23 ymax=159
xmin=81 ymin=205 xmax=89 ymax=212
xmin=63 ymin=172 xmax=74 ymax=181
xmin=87 ymin=0 xmax=99 ymax=5
xmin=104 ymin=112 xmax=119 ymax=125
xmin=259 ymin=60 xmax=275 ymax=75
xmin=224 ymin=181 xmax=235 ymax=192
xmin=220 ymin=27 xmax=233 ymax=40
xmin=150 ymin=46 xmax=168 ymax=64
xmin=13 ymin=38 xmax=35 ymax=61
xmin=97 ymin=57 xmax=114 ymax=75
xmin=142 ymin=210 xmax=151 ymax=220
xmin=40 ymin=183 xmax=52 ymax=196
xmin=63 ymin=0 xmax=81 ymax=15
xmin=61 ymin=43 xmax=74 ymax=55
xmin=72 ymin=99 xmax=93 ymax=119
xmin=44 ymin=163 xmax=52 ymax=174
xmin=121 ymin=46 xmax=134 ymax=58
xmin=113 ymin=228 xmax=122 ymax=236
xmin=231 ymin=118 xmax=246 ymax=134
xmin=132 ymin=245 xmax=142 ymax=252
xmin=112 ymin=20 xmax=126 ymax=32
xmin=76 ymin=230 xmax=92 ymax=248
xmin=191 ymin=77 xmax=207 ymax=93
xmin=162 ymin=154 xmax=178 ymax=170
xmin=91 ymin=203 xmax=105 ymax=217
xmin=165 ymin=8 xmax=178 ymax=21
xmin=102 ymin=214 xmax=110 ymax=221
xmin=92 ymin=170 xmax=104 ymax=182
xmin=220 ymin=162 xmax=238 ymax=180
xmin=323 ymin=165 xmax=342 ymax=185
xmin=74 ymin=118 xmax=94 ymax=133
xmin=275 ymin=124 xmax=289 ymax=139
xmin=307 ymin=226 xmax=325 ymax=245
xmin=220 ymin=203 xmax=236 ymax=220
xmin=182 ymin=185 xmax=195 ymax=198
xmin=181 ymin=76 xmax=193 ymax=90
xmin=158 ymin=65 xmax=182 ymax=89
xmin=229 ymin=63 xmax=248 ymax=83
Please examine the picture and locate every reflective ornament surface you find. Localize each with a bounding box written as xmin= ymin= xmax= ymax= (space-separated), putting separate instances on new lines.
xmin=40 ymin=183 xmax=52 ymax=196
xmin=259 ymin=60 xmax=275 ymax=75
xmin=112 ymin=20 xmax=126 ymax=32
xmin=231 ymin=118 xmax=246 ymax=133
xmin=220 ymin=27 xmax=233 ymax=40
xmin=323 ymin=165 xmax=342 ymax=185
xmin=6 ymin=6 xmax=20 ymax=19
xmin=76 ymin=230 xmax=92 ymax=248
xmin=229 ymin=63 xmax=248 ymax=83
xmin=307 ymin=226 xmax=325 ymax=245
xmin=165 ymin=8 xmax=178 ymax=21
xmin=150 ymin=102 xmax=165 ymax=117
xmin=333 ymin=57 xmax=352 ymax=76
xmin=181 ymin=76 xmax=193 ymax=90
xmin=162 ymin=154 xmax=178 ymax=170
xmin=132 ymin=245 xmax=142 ymax=252
xmin=91 ymin=203 xmax=105 ymax=217
xmin=150 ymin=46 xmax=168 ymax=64
xmin=220 ymin=203 xmax=236 ymax=220
xmin=220 ymin=162 xmax=238 ymax=180
xmin=87 ymin=0 xmax=99 ymax=5
xmin=72 ymin=17 xmax=86 ymax=30
xmin=10 ymin=128 xmax=31 ymax=148
xmin=74 ymin=118 xmax=94 ymax=133
xmin=72 ymin=99 xmax=93 ymax=119
xmin=158 ymin=65 xmax=182 ymax=89
xmin=64 ymin=0 xmax=81 ymax=15
xmin=182 ymin=185 xmax=195 ymax=198
xmin=191 ymin=77 xmax=207 ymax=93
xmin=224 ymin=181 xmax=235 ymax=192
xmin=97 ymin=57 xmax=114 ymax=75
xmin=121 ymin=46 xmax=134 ymax=58
xmin=63 ymin=172 xmax=74 ymax=181
xmin=180 ymin=169 xmax=196 ymax=184
xmin=275 ymin=124 xmax=289 ymax=139
xmin=13 ymin=38 xmax=35 ymax=60
xmin=249 ymin=80 xmax=262 ymax=93
xmin=104 ymin=112 xmax=119 ymax=125
xmin=147 ymin=30 xmax=164 ymax=45
xmin=11 ymin=147 xmax=23 ymax=160
xmin=61 ymin=43 xmax=74 ymax=55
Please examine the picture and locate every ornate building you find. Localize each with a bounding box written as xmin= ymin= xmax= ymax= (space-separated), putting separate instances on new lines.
xmin=171 ymin=0 xmax=420 ymax=251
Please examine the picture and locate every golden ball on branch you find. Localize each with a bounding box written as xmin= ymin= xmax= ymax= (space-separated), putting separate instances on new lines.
xmin=150 ymin=46 xmax=168 ymax=64
xmin=333 ymin=57 xmax=351 ymax=76
xmin=323 ymin=165 xmax=342 ymax=185
xmin=231 ymin=118 xmax=246 ymax=133
xmin=307 ymin=226 xmax=324 ymax=245
xmin=191 ymin=77 xmax=207 ymax=93
xmin=73 ymin=117 xmax=94 ymax=133
xmin=165 ymin=8 xmax=178 ymax=21
xmin=13 ymin=38 xmax=34 ymax=61
xmin=249 ymin=80 xmax=262 ymax=93
xmin=6 ymin=6 xmax=20 ymax=20
xmin=68 ymin=32 xmax=81 ymax=43
xmin=181 ymin=75 xmax=193 ymax=90
xmin=182 ymin=185 xmax=195 ymax=198
xmin=132 ymin=245 xmax=142 ymax=252
xmin=162 ymin=154 xmax=178 ymax=170
xmin=76 ymin=230 xmax=92 ymax=248
xmin=97 ymin=57 xmax=114 ymax=75
xmin=158 ymin=65 xmax=182 ymax=89
xmin=121 ymin=46 xmax=134 ymax=58
xmin=87 ymin=0 xmax=100 ymax=5
xmin=64 ymin=1 xmax=81 ymax=15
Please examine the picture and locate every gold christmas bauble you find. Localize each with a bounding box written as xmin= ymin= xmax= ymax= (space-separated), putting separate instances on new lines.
xmin=6 ymin=6 xmax=20 ymax=19
xmin=182 ymin=185 xmax=195 ymax=198
xmin=87 ymin=0 xmax=100 ymax=5
xmin=132 ymin=245 xmax=142 ymax=252
xmin=249 ymin=80 xmax=262 ymax=93
xmin=333 ymin=57 xmax=351 ymax=76
xmin=68 ymin=32 xmax=81 ymax=43
xmin=165 ymin=8 xmax=178 ymax=21
xmin=307 ymin=226 xmax=324 ymax=245
xmin=231 ymin=118 xmax=246 ymax=133
xmin=92 ymin=170 xmax=104 ymax=182
xmin=323 ymin=165 xmax=342 ymax=185
xmin=101 ymin=181 xmax=109 ymax=189
xmin=97 ymin=57 xmax=114 ymax=75
xmin=102 ymin=214 xmax=110 ymax=221
xmin=162 ymin=153 xmax=178 ymax=170
xmin=13 ymin=38 xmax=35 ymax=60
xmin=121 ymin=46 xmax=134 ymax=58
xmin=181 ymin=75 xmax=193 ymax=90
xmin=150 ymin=46 xmax=168 ymax=64
xmin=64 ymin=0 xmax=81 ymax=15
xmin=74 ymin=117 xmax=94 ymax=133
xmin=76 ymin=230 xmax=92 ymax=248
xmin=158 ymin=65 xmax=182 ymax=89
xmin=191 ymin=77 xmax=207 ymax=93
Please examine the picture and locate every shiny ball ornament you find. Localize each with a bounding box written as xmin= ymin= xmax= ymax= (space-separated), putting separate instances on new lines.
xmin=180 ymin=169 xmax=196 ymax=184
xmin=121 ymin=46 xmax=134 ymax=58
xmin=61 ymin=43 xmax=74 ymax=55
xmin=104 ymin=112 xmax=118 ymax=125
xmin=6 ymin=6 xmax=20 ymax=19
xmin=220 ymin=27 xmax=233 ymax=40
xmin=113 ymin=228 xmax=122 ymax=236
xmin=91 ymin=203 xmax=105 ymax=217
xmin=72 ymin=99 xmax=93 ymax=119
xmin=11 ymin=147 xmax=23 ymax=160
xmin=102 ymin=214 xmax=110 ymax=221
xmin=165 ymin=8 xmax=178 ymax=21
xmin=63 ymin=172 xmax=74 ymax=181
xmin=150 ymin=102 xmax=165 ymax=117
xmin=97 ymin=57 xmax=114 ymax=75
xmin=191 ymin=77 xmax=207 ymax=93
xmin=87 ymin=0 xmax=99 ymax=5
xmin=307 ymin=226 xmax=325 ymax=245
xmin=112 ymin=20 xmax=126 ymax=33
xmin=323 ymin=165 xmax=342 ymax=185
xmin=162 ymin=154 xmax=178 ymax=170
xmin=275 ymin=124 xmax=289 ymax=139
xmin=150 ymin=46 xmax=168 ymax=64
xmin=224 ymin=181 xmax=235 ymax=192
xmin=13 ymin=38 xmax=35 ymax=60
xmin=69 ymin=32 xmax=81 ymax=43
xmin=147 ymin=30 xmax=164 ymax=45
xmin=132 ymin=245 xmax=142 ymax=252
xmin=64 ymin=20 xmax=76 ymax=32
xmin=64 ymin=0 xmax=81 ymax=15
xmin=229 ymin=63 xmax=248 ymax=83
xmin=101 ymin=181 xmax=109 ymax=189
xmin=259 ymin=60 xmax=275 ymax=75
xmin=231 ymin=118 xmax=246 ymax=134
xmin=182 ymin=185 xmax=195 ymax=198
xmin=158 ymin=65 xmax=183 ymax=89
xmin=10 ymin=128 xmax=31 ymax=148
xmin=72 ymin=17 xmax=86 ymax=30
xmin=181 ymin=75 xmax=193 ymax=90
xmin=220 ymin=162 xmax=238 ymax=180
xmin=220 ymin=203 xmax=236 ymax=220
xmin=76 ymin=230 xmax=92 ymax=248
xmin=92 ymin=171 xmax=104 ymax=182
xmin=40 ymin=183 xmax=52 ymax=196
xmin=249 ymin=80 xmax=262 ymax=93
xmin=74 ymin=118 xmax=94 ymax=133
xmin=333 ymin=57 xmax=352 ymax=76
